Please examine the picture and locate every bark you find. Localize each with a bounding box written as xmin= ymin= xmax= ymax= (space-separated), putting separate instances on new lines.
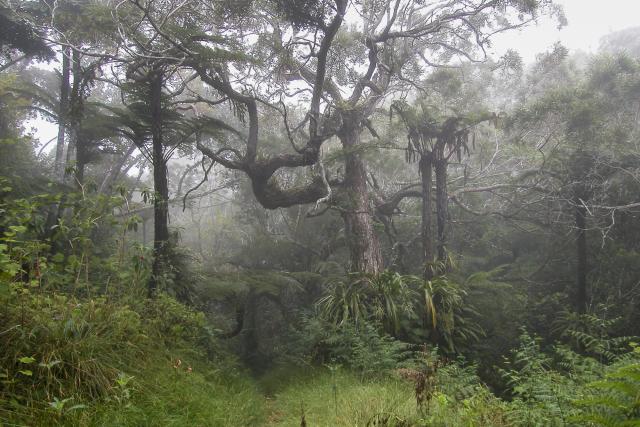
xmin=68 ymin=50 xmax=83 ymax=186
xmin=419 ymin=154 xmax=434 ymax=278
xmin=192 ymin=1 xmax=346 ymax=210
xmin=149 ymin=70 xmax=170 ymax=296
xmin=434 ymin=158 xmax=448 ymax=264
xmin=575 ymin=198 xmax=588 ymax=313
xmin=54 ymin=47 xmax=71 ymax=180
xmin=338 ymin=115 xmax=383 ymax=274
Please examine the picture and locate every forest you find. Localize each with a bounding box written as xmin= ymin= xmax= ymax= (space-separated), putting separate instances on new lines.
xmin=1 ymin=0 xmax=640 ymax=425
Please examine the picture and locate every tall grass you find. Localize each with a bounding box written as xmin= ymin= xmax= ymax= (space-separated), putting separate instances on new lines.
xmin=261 ymin=368 xmax=416 ymax=426
xmin=0 ymin=291 xmax=266 ymax=426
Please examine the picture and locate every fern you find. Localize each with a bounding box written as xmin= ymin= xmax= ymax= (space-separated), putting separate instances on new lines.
xmin=554 ymin=308 xmax=637 ymax=363
xmin=572 ymin=346 xmax=640 ymax=426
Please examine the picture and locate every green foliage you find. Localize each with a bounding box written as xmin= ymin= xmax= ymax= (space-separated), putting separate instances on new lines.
xmin=141 ymin=293 xmax=220 ymax=358
xmin=464 ymin=267 xmax=527 ymax=379
xmin=263 ymin=363 xmax=515 ymax=427
xmin=0 ymin=180 xmax=148 ymax=295
xmin=573 ymin=345 xmax=640 ymax=426
xmin=0 ymin=292 xmax=145 ymax=420
xmin=317 ymin=274 xmax=370 ymax=327
xmin=0 ymin=289 xmax=265 ymax=426
xmin=317 ymin=270 xmax=482 ymax=354
xmin=553 ymin=308 xmax=637 ymax=363
xmin=495 ymin=330 xmax=634 ymax=426
xmin=0 ymin=5 xmax=53 ymax=60
xmin=89 ymin=356 xmax=265 ymax=427
xmin=285 ymin=315 xmax=412 ymax=377
xmin=418 ymin=275 xmax=484 ymax=353
xmin=263 ymin=369 xmax=417 ymax=426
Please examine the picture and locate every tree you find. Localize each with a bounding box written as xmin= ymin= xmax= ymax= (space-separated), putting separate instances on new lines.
xmin=392 ymin=98 xmax=494 ymax=276
xmin=15 ymin=0 xmax=564 ymax=276
xmin=187 ymin=0 xmax=563 ymax=273
xmin=0 ymin=1 xmax=52 ymax=70
xmin=508 ymin=54 xmax=640 ymax=312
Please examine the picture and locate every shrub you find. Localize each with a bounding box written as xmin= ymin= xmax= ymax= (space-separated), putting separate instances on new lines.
xmin=572 ymin=345 xmax=640 ymax=426
xmin=284 ymin=315 xmax=413 ymax=376
xmin=0 ymin=291 xmax=147 ymax=421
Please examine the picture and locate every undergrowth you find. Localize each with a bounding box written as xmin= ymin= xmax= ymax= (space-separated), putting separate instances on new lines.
xmin=0 ymin=291 xmax=266 ymax=426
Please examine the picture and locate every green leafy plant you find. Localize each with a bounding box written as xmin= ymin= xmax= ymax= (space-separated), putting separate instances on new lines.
xmin=499 ymin=330 xmax=576 ymax=426
xmin=573 ymin=345 xmax=640 ymax=426
xmin=419 ymin=275 xmax=484 ymax=353
xmin=285 ymin=315 xmax=412 ymax=377
xmin=48 ymin=396 xmax=87 ymax=418
xmin=553 ymin=307 xmax=637 ymax=363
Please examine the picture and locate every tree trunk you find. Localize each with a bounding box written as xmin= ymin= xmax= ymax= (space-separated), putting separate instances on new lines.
xmin=67 ymin=49 xmax=83 ymax=186
xmin=338 ymin=116 xmax=383 ymax=274
xmin=149 ymin=70 xmax=169 ymax=296
xmin=419 ymin=154 xmax=434 ymax=279
xmin=434 ymin=158 xmax=448 ymax=265
xmin=575 ymin=198 xmax=588 ymax=313
xmin=54 ymin=47 xmax=70 ymax=181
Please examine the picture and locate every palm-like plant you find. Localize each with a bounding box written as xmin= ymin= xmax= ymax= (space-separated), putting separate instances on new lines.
xmin=420 ymin=275 xmax=483 ymax=353
xmin=317 ymin=271 xmax=414 ymax=333
xmin=368 ymin=270 xmax=415 ymax=334
xmin=317 ymin=270 xmax=482 ymax=352
xmin=317 ymin=275 xmax=369 ymax=328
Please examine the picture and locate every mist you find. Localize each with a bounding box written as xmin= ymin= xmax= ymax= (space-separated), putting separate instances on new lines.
xmin=2 ymin=1 xmax=640 ymax=425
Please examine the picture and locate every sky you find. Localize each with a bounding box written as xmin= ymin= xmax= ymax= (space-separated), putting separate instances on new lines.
xmin=26 ymin=0 xmax=640 ymax=145
xmin=490 ymin=0 xmax=640 ymax=62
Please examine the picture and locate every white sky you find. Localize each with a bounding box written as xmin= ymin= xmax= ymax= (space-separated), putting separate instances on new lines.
xmin=490 ymin=0 xmax=640 ymax=63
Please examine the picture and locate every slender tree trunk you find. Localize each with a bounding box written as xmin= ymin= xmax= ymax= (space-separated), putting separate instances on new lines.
xmin=98 ymin=142 xmax=137 ymax=194
xmin=434 ymin=158 xmax=449 ymax=265
xmin=149 ymin=70 xmax=169 ymax=296
xmin=575 ymin=198 xmax=588 ymax=313
xmin=338 ymin=116 xmax=383 ymax=274
xmin=54 ymin=47 xmax=71 ymax=180
xmin=142 ymin=219 xmax=147 ymax=246
xmin=419 ymin=154 xmax=434 ymax=279
xmin=67 ymin=50 xmax=83 ymax=186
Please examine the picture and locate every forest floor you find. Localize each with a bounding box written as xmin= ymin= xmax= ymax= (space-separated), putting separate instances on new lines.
xmin=257 ymin=368 xmax=421 ymax=426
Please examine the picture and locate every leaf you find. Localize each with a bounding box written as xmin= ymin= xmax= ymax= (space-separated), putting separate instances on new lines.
xmin=39 ymin=360 xmax=62 ymax=369
xmin=18 ymin=370 xmax=33 ymax=376
xmin=8 ymin=225 xmax=27 ymax=234
xmin=18 ymin=356 xmax=36 ymax=364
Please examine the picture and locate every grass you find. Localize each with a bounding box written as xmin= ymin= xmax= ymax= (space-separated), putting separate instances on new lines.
xmin=86 ymin=354 xmax=266 ymax=426
xmin=0 ymin=292 xmax=267 ymax=426
xmin=0 ymin=292 xmax=514 ymax=427
xmin=258 ymin=365 xmax=515 ymax=427
xmin=260 ymin=368 xmax=418 ymax=426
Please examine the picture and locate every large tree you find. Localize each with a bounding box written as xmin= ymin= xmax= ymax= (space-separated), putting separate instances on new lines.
xmin=29 ymin=0 xmax=563 ymax=274
xmin=188 ymin=0 xmax=563 ymax=273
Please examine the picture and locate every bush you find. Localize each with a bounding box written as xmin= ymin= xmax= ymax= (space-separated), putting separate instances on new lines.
xmin=572 ymin=345 xmax=640 ymax=426
xmin=0 ymin=291 xmax=147 ymax=421
xmin=284 ymin=315 xmax=413 ymax=376
xmin=139 ymin=293 xmax=219 ymax=357
xmin=0 ymin=289 xmax=262 ymax=426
